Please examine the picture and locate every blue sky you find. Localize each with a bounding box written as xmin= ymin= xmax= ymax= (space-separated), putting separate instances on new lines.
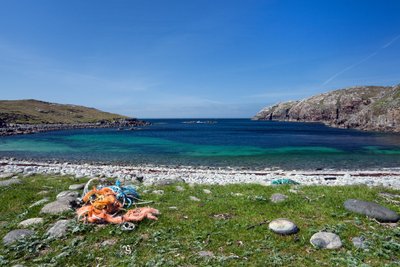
xmin=0 ymin=0 xmax=399 ymax=118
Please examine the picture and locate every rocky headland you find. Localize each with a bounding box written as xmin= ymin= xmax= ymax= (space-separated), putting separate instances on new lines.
xmin=253 ymin=85 xmax=400 ymax=132
xmin=0 ymin=99 xmax=150 ymax=136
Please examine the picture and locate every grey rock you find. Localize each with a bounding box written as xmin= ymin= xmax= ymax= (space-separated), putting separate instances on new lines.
xmin=29 ymin=198 xmax=49 ymax=208
xmin=68 ymin=183 xmax=85 ymax=190
xmin=40 ymin=201 xmax=71 ymax=214
xmin=56 ymin=190 xmax=79 ymax=204
xmin=310 ymin=232 xmax=342 ymax=249
xmin=46 ymin=220 xmax=71 ymax=239
xmin=268 ymin=219 xmax=299 ymax=235
xmin=152 ymin=190 xmax=164 ymax=195
xmin=0 ymin=173 xmax=14 ymax=179
xmin=270 ymin=193 xmax=288 ymax=203
xmin=197 ymin=251 xmax=214 ymax=258
xmin=344 ymin=199 xmax=400 ymax=223
xmin=189 ymin=196 xmax=201 ymax=202
xmin=154 ymin=177 xmax=185 ymax=186
xmin=0 ymin=178 xmax=21 ymax=187
xmin=3 ymin=229 xmax=34 ymax=245
xmin=19 ymin=218 xmax=44 ymax=227
xmin=175 ymin=185 xmax=185 ymax=192
xmin=352 ymin=236 xmax=368 ymax=249
xmin=56 ymin=190 xmax=79 ymax=200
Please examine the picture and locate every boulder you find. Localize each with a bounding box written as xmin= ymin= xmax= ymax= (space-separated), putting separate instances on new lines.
xmin=56 ymin=191 xmax=80 ymax=205
xmin=68 ymin=183 xmax=85 ymax=190
xmin=344 ymin=199 xmax=400 ymax=223
xmin=40 ymin=201 xmax=71 ymax=214
xmin=46 ymin=220 xmax=71 ymax=239
xmin=19 ymin=218 xmax=44 ymax=227
xmin=310 ymin=232 xmax=342 ymax=249
xmin=268 ymin=219 xmax=299 ymax=235
xmin=3 ymin=229 xmax=34 ymax=245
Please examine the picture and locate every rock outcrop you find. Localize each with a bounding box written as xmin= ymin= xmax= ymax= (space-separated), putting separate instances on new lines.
xmin=253 ymin=85 xmax=400 ymax=132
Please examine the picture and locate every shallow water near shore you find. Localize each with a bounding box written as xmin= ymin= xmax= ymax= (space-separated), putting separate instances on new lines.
xmin=0 ymin=119 xmax=400 ymax=170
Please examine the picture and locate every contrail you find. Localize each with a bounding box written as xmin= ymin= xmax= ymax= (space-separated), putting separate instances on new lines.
xmin=322 ymin=34 xmax=400 ymax=86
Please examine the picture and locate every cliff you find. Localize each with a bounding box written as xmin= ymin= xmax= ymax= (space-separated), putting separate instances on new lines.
xmin=253 ymin=85 xmax=400 ymax=132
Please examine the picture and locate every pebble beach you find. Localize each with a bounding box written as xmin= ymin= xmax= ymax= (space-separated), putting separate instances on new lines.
xmin=1 ymin=158 xmax=400 ymax=188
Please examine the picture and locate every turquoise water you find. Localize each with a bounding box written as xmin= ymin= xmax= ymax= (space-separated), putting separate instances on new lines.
xmin=0 ymin=119 xmax=399 ymax=169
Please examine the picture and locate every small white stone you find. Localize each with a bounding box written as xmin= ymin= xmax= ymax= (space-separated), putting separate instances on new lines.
xmin=203 ymin=189 xmax=211 ymax=194
xmin=310 ymin=232 xmax=342 ymax=249
xmin=189 ymin=196 xmax=201 ymax=202
xmin=268 ymin=219 xmax=298 ymax=235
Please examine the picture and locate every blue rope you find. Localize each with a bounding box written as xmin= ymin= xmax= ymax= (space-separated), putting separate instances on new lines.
xmin=98 ymin=180 xmax=140 ymax=208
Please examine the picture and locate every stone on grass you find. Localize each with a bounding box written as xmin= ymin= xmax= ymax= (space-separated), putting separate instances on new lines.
xmin=56 ymin=191 xmax=79 ymax=202
xmin=189 ymin=196 xmax=201 ymax=202
xmin=3 ymin=229 xmax=34 ymax=245
xmin=40 ymin=201 xmax=71 ymax=214
xmin=0 ymin=173 xmax=14 ymax=179
xmin=29 ymin=198 xmax=49 ymax=208
xmin=46 ymin=220 xmax=71 ymax=239
xmin=153 ymin=177 xmax=185 ymax=186
xmin=352 ymin=236 xmax=368 ymax=249
xmin=310 ymin=232 xmax=342 ymax=249
xmin=344 ymin=199 xmax=400 ymax=223
xmin=270 ymin=193 xmax=288 ymax=203
xmin=68 ymin=183 xmax=85 ymax=190
xmin=175 ymin=185 xmax=185 ymax=192
xmin=197 ymin=251 xmax=214 ymax=258
xmin=0 ymin=178 xmax=21 ymax=187
xmin=203 ymin=189 xmax=211 ymax=194
xmin=19 ymin=218 xmax=44 ymax=227
xmin=268 ymin=219 xmax=299 ymax=235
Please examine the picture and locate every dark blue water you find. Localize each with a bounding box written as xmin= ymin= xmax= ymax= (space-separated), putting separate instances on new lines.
xmin=0 ymin=119 xmax=399 ymax=170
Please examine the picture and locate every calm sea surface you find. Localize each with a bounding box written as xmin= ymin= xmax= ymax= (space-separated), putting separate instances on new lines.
xmin=1 ymin=119 xmax=400 ymax=170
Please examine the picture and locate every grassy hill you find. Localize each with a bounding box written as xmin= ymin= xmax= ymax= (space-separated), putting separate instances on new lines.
xmin=0 ymin=99 xmax=129 ymax=124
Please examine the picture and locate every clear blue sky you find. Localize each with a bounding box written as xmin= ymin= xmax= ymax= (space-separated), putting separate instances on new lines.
xmin=0 ymin=0 xmax=399 ymax=118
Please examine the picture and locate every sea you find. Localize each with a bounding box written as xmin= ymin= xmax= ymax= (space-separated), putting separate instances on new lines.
xmin=0 ymin=119 xmax=400 ymax=170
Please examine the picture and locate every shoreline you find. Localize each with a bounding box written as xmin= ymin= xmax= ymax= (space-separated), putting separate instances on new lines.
xmin=1 ymin=158 xmax=399 ymax=188
xmin=0 ymin=119 xmax=150 ymax=136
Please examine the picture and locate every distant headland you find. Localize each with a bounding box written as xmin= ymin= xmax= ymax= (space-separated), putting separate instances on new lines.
xmin=253 ymin=85 xmax=400 ymax=132
xmin=0 ymin=99 xmax=149 ymax=136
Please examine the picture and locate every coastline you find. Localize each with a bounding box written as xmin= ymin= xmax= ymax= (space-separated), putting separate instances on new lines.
xmin=1 ymin=158 xmax=399 ymax=188
xmin=0 ymin=119 xmax=150 ymax=136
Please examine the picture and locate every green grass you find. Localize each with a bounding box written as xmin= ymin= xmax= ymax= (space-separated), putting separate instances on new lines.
xmin=1 ymin=175 xmax=399 ymax=266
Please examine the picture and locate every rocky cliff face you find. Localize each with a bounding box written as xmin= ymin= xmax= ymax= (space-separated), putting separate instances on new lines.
xmin=253 ymin=85 xmax=400 ymax=132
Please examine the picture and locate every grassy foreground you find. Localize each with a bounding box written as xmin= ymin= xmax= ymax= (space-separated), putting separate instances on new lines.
xmin=0 ymin=175 xmax=399 ymax=266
